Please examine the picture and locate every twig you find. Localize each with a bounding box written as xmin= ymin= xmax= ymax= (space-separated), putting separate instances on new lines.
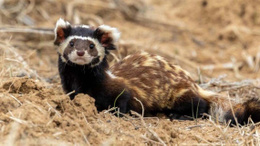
xmin=201 ymin=62 xmax=243 ymax=71
xmin=66 ymin=90 xmax=75 ymax=96
xmin=134 ymin=97 xmax=144 ymax=117
xmin=76 ymin=123 xmax=91 ymax=146
xmin=52 ymin=132 xmax=63 ymax=137
xmin=8 ymin=94 xmax=22 ymax=106
xmin=131 ymin=111 xmax=166 ymax=146
xmin=104 ymin=107 xmax=117 ymax=114
xmin=8 ymin=116 xmax=32 ymax=126
xmin=227 ymin=94 xmax=242 ymax=134
xmin=46 ymin=101 xmax=61 ymax=118
xmin=242 ymin=52 xmax=255 ymax=70
xmin=0 ymin=27 xmax=53 ymax=35
xmin=192 ymin=134 xmax=213 ymax=145
xmin=186 ymin=124 xmax=207 ymax=130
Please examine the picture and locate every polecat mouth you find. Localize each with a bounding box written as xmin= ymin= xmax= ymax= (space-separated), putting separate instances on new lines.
xmin=74 ymin=58 xmax=88 ymax=64
xmin=71 ymin=57 xmax=93 ymax=65
xmin=75 ymin=58 xmax=86 ymax=62
xmin=68 ymin=50 xmax=94 ymax=65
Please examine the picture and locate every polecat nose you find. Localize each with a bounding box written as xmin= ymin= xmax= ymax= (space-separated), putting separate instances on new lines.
xmin=77 ymin=51 xmax=85 ymax=56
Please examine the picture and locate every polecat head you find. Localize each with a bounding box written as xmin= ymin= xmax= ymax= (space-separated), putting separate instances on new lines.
xmin=54 ymin=18 xmax=120 ymax=66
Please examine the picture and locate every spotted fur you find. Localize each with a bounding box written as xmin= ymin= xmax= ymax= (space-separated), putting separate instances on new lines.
xmin=54 ymin=19 xmax=260 ymax=126
xmin=110 ymin=52 xmax=260 ymax=125
xmin=110 ymin=52 xmax=210 ymax=116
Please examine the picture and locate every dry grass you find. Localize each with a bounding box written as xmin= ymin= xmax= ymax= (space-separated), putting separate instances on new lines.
xmin=0 ymin=0 xmax=259 ymax=145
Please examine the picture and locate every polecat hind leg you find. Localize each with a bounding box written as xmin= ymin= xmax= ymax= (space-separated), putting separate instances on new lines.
xmin=114 ymin=91 xmax=131 ymax=114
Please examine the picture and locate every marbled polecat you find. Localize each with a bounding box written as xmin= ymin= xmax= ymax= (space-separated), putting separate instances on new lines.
xmin=54 ymin=18 xmax=260 ymax=126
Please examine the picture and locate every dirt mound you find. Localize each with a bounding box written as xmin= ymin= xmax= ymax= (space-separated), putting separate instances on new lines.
xmin=50 ymin=93 xmax=98 ymax=122
xmin=0 ymin=80 xmax=101 ymax=145
xmin=2 ymin=78 xmax=42 ymax=94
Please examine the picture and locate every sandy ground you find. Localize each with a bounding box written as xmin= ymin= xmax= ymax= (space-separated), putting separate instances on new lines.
xmin=0 ymin=0 xmax=260 ymax=145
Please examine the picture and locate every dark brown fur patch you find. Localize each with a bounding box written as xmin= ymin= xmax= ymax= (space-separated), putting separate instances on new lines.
xmin=224 ymin=98 xmax=260 ymax=125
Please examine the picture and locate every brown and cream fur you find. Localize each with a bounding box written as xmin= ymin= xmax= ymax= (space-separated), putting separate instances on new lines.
xmin=110 ymin=52 xmax=260 ymax=125
xmin=110 ymin=52 xmax=206 ymax=113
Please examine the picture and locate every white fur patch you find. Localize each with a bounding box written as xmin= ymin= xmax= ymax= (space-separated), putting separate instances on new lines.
xmin=60 ymin=55 xmax=67 ymax=62
xmin=155 ymin=55 xmax=164 ymax=61
xmin=106 ymin=70 xmax=117 ymax=79
xmin=68 ymin=50 xmax=93 ymax=65
xmin=209 ymin=102 xmax=226 ymax=122
xmin=197 ymin=85 xmax=216 ymax=97
xmin=59 ymin=36 xmax=105 ymax=66
xmin=98 ymin=25 xmax=120 ymax=43
xmin=54 ymin=18 xmax=70 ymax=42
xmin=196 ymin=85 xmax=227 ymax=122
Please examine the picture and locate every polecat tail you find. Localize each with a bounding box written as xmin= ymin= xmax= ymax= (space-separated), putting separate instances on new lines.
xmin=224 ymin=98 xmax=260 ymax=125
xmin=196 ymin=85 xmax=260 ymax=126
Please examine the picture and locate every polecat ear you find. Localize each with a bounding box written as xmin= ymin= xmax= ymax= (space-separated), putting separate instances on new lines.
xmin=93 ymin=25 xmax=120 ymax=50
xmin=54 ymin=18 xmax=71 ymax=46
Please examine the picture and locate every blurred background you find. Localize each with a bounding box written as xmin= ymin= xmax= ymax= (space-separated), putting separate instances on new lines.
xmin=0 ymin=0 xmax=260 ymax=83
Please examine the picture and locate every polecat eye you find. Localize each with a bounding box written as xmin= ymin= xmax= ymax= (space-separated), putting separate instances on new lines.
xmin=89 ymin=44 xmax=95 ymax=49
xmin=70 ymin=41 xmax=74 ymax=47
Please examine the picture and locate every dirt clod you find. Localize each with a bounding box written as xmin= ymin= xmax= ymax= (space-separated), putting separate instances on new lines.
xmin=2 ymin=78 xmax=42 ymax=94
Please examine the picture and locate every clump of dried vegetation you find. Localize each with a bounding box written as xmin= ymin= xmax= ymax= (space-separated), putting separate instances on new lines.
xmin=0 ymin=0 xmax=260 ymax=145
